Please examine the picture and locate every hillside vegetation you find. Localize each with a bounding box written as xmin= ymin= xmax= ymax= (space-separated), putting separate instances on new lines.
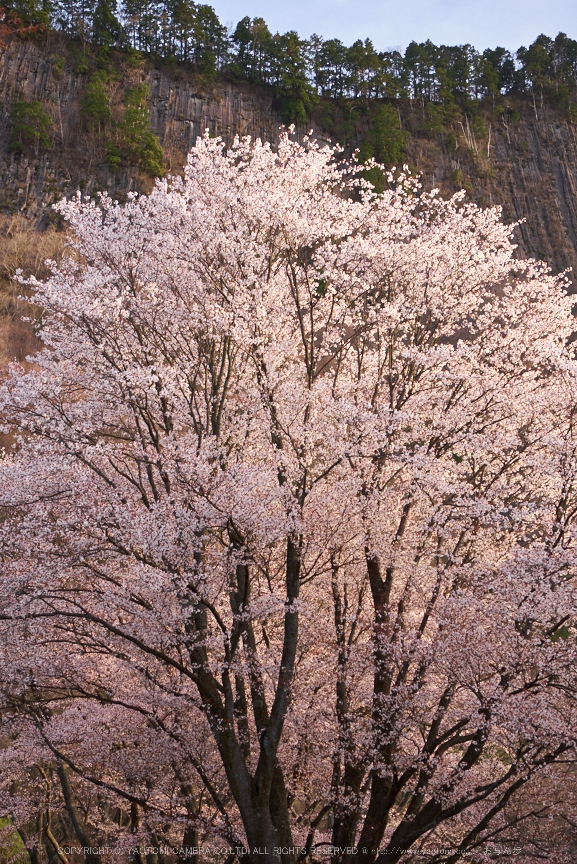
xmin=2 ymin=0 xmax=577 ymax=123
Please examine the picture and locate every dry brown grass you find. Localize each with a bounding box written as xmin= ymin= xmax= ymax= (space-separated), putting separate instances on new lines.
xmin=0 ymin=215 xmax=69 ymax=367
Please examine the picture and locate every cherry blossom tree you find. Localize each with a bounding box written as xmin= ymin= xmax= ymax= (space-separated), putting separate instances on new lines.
xmin=1 ymin=132 xmax=577 ymax=864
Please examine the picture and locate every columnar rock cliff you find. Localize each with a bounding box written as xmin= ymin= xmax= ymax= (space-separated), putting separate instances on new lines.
xmin=0 ymin=37 xmax=282 ymax=213
xmin=407 ymin=112 xmax=577 ymax=284
xmin=1 ymin=34 xmax=576 ymax=286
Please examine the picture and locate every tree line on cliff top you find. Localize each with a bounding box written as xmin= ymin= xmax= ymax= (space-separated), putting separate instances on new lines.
xmin=1 ymin=0 xmax=577 ymax=125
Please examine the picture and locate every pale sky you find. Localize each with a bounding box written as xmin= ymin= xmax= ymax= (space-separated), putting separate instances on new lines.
xmin=209 ymin=0 xmax=576 ymax=53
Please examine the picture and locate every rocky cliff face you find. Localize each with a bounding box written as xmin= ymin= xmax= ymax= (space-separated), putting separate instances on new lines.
xmin=1 ymin=34 xmax=576 ymax=287
xmin=403 ymin=108 xmax=577 ymax=286
xmin=0 ymin=35 xmax=283 ymax=218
